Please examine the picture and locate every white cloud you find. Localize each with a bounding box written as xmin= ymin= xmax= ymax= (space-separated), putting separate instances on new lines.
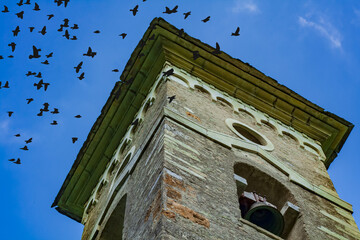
xmin=298 ymin=16 xmax=342 ymax=49
xmin=232 ymin=0 xmax=260 ymax=14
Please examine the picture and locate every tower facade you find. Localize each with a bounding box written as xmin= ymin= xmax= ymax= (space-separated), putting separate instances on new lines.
xmin=53 ymin=18 xmax=359 ymax=239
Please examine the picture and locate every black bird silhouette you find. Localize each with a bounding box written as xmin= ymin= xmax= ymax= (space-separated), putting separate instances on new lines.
xmin=2 ymin=6 xmax=9 ymax=13
xmin=74 ymin=61 xmax=83 ymax=73
xmin=0 ymin=55 xmax=3 ymax=59
xmin=43 ymin=82 xmax=50 ymax=91
xmin=119 ymin=33 xmax=127 ymax=39
xmin=231 ymin=27 xmax=240 ymax=36
xmin=131 ymin=118 xmax=139 ymax=126
xmin=72 ymin=137 xmax=78 ymax=143
xmin=14 ymin=158 xmax=21 ymax=164
xmin=26 ymin=71 xmax=35 ymax=76
xmin=112 ymin=69 xmax=119 ymax=72
xmin=70 ymin=36 xmax=77 ymax=40
xmin=42 ymin=102 xmax=49 ymax=112
xmin=94 ymin=30 xmax=100 ymax=34
xmin=29 ymin=27 xmax=35 ymax=32
xmin=46 ymin=52 xmax=53 ymax=58
xmin=63 ymin=18 xmax=69 ymax=27
xmin=39 ymin=26 xmax=46 ymax=35
xmin=130 ymin=5 xmax=139 ymax=16
xmin=50 ymin=120 xmax=58 ymax=125
xmin=16 ymin=11 xmax=24 ymax=19
xmin=35 ymin=72 xmax=42 ymax=78
xmin=212 ymin=42 xmax=221 ymax=55
xmin=3 ymin=81 xmax=9 ymax=88
xmin=57 ymin=25 xmax=63 ymax=32
xmin=74 ymin=114 xmax=81 ymax=118
xmin=183 ymin=11 xmax=191 ymax=19
xmin=34 ymin=79 xmax=43 ymax=90
xmin=63 ymin=29 xmax=70 ymax=39
xmin=71 ymin=24 xmax=79 ymax=30
xmin=83 ymin=47 xmax=96 ymax=57
xmin=12 ymin=26 xmax=20 ymax=36
xmin=8 ymin=55 xmax=14 ymax=58
xmin=25 ymin=138 xmax=32 ymax=144
xmin=17 ymin=0 xmax=24 ymax=6
xmin=192 ymin=50 xmax=200 ymax=60
xmin=64 ymin=0 xmax=69 ymax=7
xmin=163 ymin=68 xmax=174 ymax=77
xmin=20 ymin=146 xmax=29 ymax=150
xmin=14 ymin=134 xmax=21 ymax=137
xmin=26 ymin=98 xmax=34 ymax=104
xmin=7 ymin=111 xmax=13 ymax=117
xmin=25 ymin=0 xmax=31 ymax=4
xmin=202 ymin=16 xmax=210 ymax=23
xmin=50 ymin=108 xmax=59 ymax=114
xmin=41 ymin=60 xmax=49 ymax=65
xmin=163 ymin=5 xmax=178 ymax=14
xmin=9 ymin=158 xmax=15 ymax=162
xmin=29 ymin=45 xmax=41 ymax=59
xmin=33 ymin=3 xmax=40 ymax=11
xmin=168 ymin=95 xmax=176 ymax=103
xmin=47 ymin=14 xmax=54 ymax=20
xmin=78 ymin=72 xmax=85 ymax=80
xmin=8 ymin=42 xmax=16 ymax=52
xmin=37 ymin=109 xmax=43 ymax=116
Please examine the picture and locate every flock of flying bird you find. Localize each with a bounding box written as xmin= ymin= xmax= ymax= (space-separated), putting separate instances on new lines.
xmin=2 ymin=1 xmax=241 ymax=165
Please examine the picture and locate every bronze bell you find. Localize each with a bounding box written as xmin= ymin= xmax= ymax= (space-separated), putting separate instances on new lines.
xmin=244 ymin=201 xmax=285 ymax=236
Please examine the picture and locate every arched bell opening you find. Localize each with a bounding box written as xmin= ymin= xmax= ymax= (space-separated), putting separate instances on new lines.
xmin=234 ymin=162 xmax=300 ymax=238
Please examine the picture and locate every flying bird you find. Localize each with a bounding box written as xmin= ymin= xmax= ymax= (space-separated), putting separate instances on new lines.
xmin=71 ymin=24 xmax=79 ymax=30
xmin=163 ymin=68 xmax=174 ymax=77
xmin=94 ymin=30 xmax=100 ymax=34
xmin=35 ymin=72 xmax=42 ymax=78
xmin=42 ymin=102 xmax=49 ymax=112
xmin=130 ymin=5 xmax=139 ymax=16
xmin=163 ymin=5 xmax=178 ymax=14
xmin=46 ymin=52 xmax=53 ymax=58
xmin=63 ymin=29 xmax=70 ymax=39
xmin=14 ymin=158 xmax=21 ymax=164
xmin=26 ymin=71 xmax=35 ymax=76
xmin=202 ymin=16 xmax=210 ymax=23
xmin=24 ymin=0 xmax=31 ymax=4
xmin=26 ymin=98 xmax=34 ymax=104
xmin=39 ymin=26 xmax=47 ymax=35
xmin=50 ymin=120 xmax=58 ymax=125
xmin=20 ymin=146 xmax=29 ymax=150
xmin=8 ymin=42 xmax=16 ymax=52
xmin=72 ymin=137 xmax=78 ymax=143
xmin=0 ymin=55 xmax=3 ymax=59
xmin=183 ymin=11 xmax=191 ymax=19
xmin=168 ymin=95 xmax=176 ymax=103
xmin=83 ymin=47 xmax=96 ymax=57
xmin=112 ymin=69 xmax=119 ymax=72
xmin=41 ymin=60 xmax=49 ymax=65
xmin=12 ymin=26 xmax=20 ymax=36
xmin=25 ymin=138 xmax=32 ymax=144
xmin=74 ymin=61 xmax=83 ymax=73
xmin=119 ymin=33 xmax=127 ymax=39
xmin=43 ymin=82 xmax=50 ymax=91
xmin=231 ymin=27 xmax=240 ymax=36
xmin=3 ymin=81 xmax=9 ymax=88
xmin=57 ymin=25 xmax=63 ymax=32
xmin=29 ymin=27 xmax=35 ymax=32
xmin=74 ymin=115 xmax=81 ymax=118
xmin=16 ymin=11 xmax=24 ymax=19
xmin=2 ymin=6 xmax=9 ymax=13
xmin=63 ymin=18 xmax=69 ymax=27
xmin=71 ymin=36 xmax=77 ymax=40
xmin=8 ymin=55 xmax=14 ymax=58
xmin=34 ymin=79 xmax=43 ymax=90
xmin=9 ymin=158 xmax=15 ymax=162
xmin=47 ymin=14 xmax=54 ymax=20
xmin=7 ymin=111 xmax=13 ymax=117
xmin=212 ymin=42 xmax=221 ymax=55
xmin=17 ymin=0 xmax=24 ymax=6
xmin=37 ymin=109 xmax=43 ymax=116
xmin=78 ymin=72 xmax=85 ymax=80
xmin=33 ymin=3 xmax=40 ymax=11
xmin=14 ymin=134 xmax=21 ymax=137
xmin=50 ymin=108 xmax=59 ymax=114
xmin=29 ymin=45 xmax=41 ymax=59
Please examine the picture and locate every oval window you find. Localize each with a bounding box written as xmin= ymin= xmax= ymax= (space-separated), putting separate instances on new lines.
xmin=226 ymin=119 xmax=274 ymax=151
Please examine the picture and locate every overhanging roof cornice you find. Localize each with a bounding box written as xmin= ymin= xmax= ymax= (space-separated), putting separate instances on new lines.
xmin=52 ymin=17 xmax=353 ymax=221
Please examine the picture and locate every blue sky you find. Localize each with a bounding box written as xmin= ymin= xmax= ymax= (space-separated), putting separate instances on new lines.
xmin=0 ymin=0 xmax=359 ymax=239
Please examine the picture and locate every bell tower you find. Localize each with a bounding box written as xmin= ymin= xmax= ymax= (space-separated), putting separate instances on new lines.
xmin=52 ymin=18 xmax=359 ymax=239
